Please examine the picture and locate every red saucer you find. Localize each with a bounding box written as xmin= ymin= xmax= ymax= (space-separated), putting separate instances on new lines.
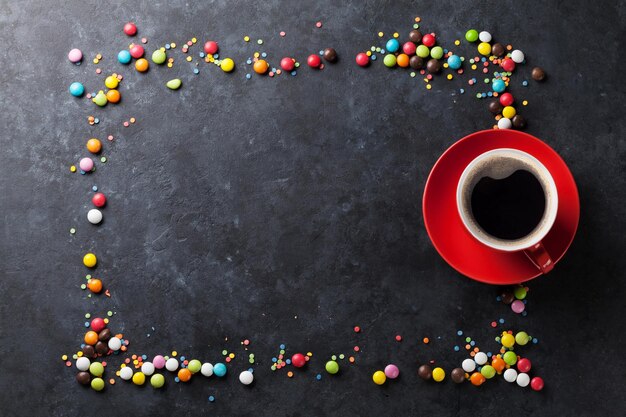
xmin=423 ymin=130 xmax=579 ymax=284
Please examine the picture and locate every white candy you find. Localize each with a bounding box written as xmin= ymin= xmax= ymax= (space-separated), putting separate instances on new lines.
xmin=87 ymin=209 xmax=103 ymax=224
xmin=76 ymin=357 xmax=90 ymax=371
xmin=503 ymin=368 xmax=518 ymax=382
xmin=107 ymin=337 xmax=122 ymax=351
xmin=479 ymin=31 xmax=492 ymax=43
xmin=165 ymin=358 xmax=179 ymax=372
xmin=474 ymin=352 xmax=488 ymax=365
xmin=462 ymin=358 xmax=476 ymax=373
xmin=141 ymin=362 xmax=155 ymax=376
xmin=498 ymin=117 xmax=512 ymax=130
xmin=239 ymin=370 xmax=254 ymax=385
xmin=119 ymin=366 xmax=133 ymax=380
xmin=516 ymin=372 xmax=530 ymax=387
xmin=511 ymin=49 xmax=525 ymax=63
xmin=201 ymin=363 xmax=214 ymax=377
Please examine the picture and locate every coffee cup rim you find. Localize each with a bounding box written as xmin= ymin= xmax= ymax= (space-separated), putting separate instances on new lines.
xmin=456 ymin=148 xmax=559 ymax=252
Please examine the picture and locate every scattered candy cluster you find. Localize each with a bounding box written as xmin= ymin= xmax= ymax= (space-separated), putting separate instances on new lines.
xmin=62 ymin=18 xmax=546 ymax=398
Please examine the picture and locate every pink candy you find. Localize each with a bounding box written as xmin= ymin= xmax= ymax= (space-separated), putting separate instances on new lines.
xmin=79 ymin=158 xmax=94 ymax=172
xmin=511 ymin=299 xmax=525 ymax=313
xmin=384 ymin=364 xmax=399 ymax=379
xmin=68 ymin=48 xmax=83 ymax=63
xmin=153 ymin=355 xmax=166 ymax=369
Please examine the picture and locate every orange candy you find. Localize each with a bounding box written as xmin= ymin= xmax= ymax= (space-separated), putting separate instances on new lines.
xmin=253 ymin=59 xmax=269 ymax=74
xmin=492 ymin=357 xmax=506 ymax=373
xmin=84 ymin=331 xmax=98 ymax=345
xmin=396 ymin=53 xmax=410 ymax=68
xmin=86 ymin=138 xmax=102 ymax=154
xmin=177 ymin=368 xmax=192 ymax=382
xmin=106 ymin=89 xmax=121 ymax=103
xmin=135 ymin=58 xmax=149 ymax=72
xmin=470 ymin=372 xmax=486 ymax=386
xmin=87 ymin=278 xmax=103 ymax=293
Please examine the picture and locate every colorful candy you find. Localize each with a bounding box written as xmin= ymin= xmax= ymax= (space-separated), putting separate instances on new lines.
xmin=430 ymin=46 xmax=444 ymax=60
xmin=462 ymin=358 xmax=476 ymax=373
xmin=503 ymin=351 xmax=517 ymax=366
xmin=220 ymin=58 xmax=235 ymax=72
xmin=123 ymin=22 xmax=137 ymax=36
xmin=372 ymin=370 xmax=386 ymax=385
xmin=203 ymin=41 xmax=218 ymax=54
xmin=165 ymin=358 xmax=179 ymax=372
xmin=201 ymin=363 xmax=214 ymax=377
xmin=92 ymin=91 xmax=108 ymax=107
xmin=470 ymin=372 xmax=485 ymax=386
xmin=166 ymin=79 xmax=182 ymax=90
xmin=478 ymin=31 xmax=492 ymax=42
xmin=129 ymin=44 xmax=145 ymax=59
xmin=87 ymin=278 xmax=102 ymax=293
xmin=187 ymin=360 xmax=202 ymax=374
xmin=76 ymin=357 xmax=90 ymax=371
xmin=117 ymin=50 xmax=132 ymax=64
xmin=120 ymin=366 xmax=133 ymax=380
xmin=89 ymin=362 xmax=104 ymax=376
xmin=501 ymin=58 xmax=516 ymax=72
xmin=497 ymin=117 xmax=512 ymax=130
xmin=501 ymin=333 xmax=515 ymax=348
xmin=416 ymin=45 xmax=430 ymax=58
xmin=421 ymin=33 xmax=436 ymax=47
xmin=383 ymin=54 xmax=397 ymax=68
xmin=503 ymin=368 xmax=518 ymax=382
xmin=385 ymin=38 xmax=400 ymax=53
xmin=355 ymin=52 xmax=370 ymax=67
xmin=69 ymin=82 xmax=85 ymax=97
xmin=530 ymin=377 xmax=544 ymax=391
xmin=291 ymin=353 xmax=306 ymax=368
xmin=83 ymin=252 xmax=97 ymax=268
xmin=213 ymin=362 xmax=227 ymax=377
xmin=516 ymin=372 xmax=530 ymax=387
xmin=92 ymin=192 xmax=106 ymax=207
xmin=432 ymin=367 xmax=445 ymax=382
xmin=492 ymin=79 xmax=506 ymax=93
xmin=474 ymin=352 xmax=488 ymax=365
xmin=150 ymin=374 xmax=165 ymax=388
xmin=384 ymin=364 xmax=399 ymax=379
xmin=325 ymin=360 xmax=339 ymax=375
xmin=517 ymin=358 xmax=532 ymax=373
xmin=91 ymin=377 xmax=105 ymax=391
xmin=499 ymin=92 xmax=514 ymax=106
xmin=480 ymin=365 xmax=496 ymax=379
xmin=90 ymin=317 xmax=105 ymax=332
xmin=477 ymin=42 xmax=491 ymax=56
xmin=177 ymin=368 xmax=191 ymax=382
xmin=108 ymin=337 xmax=122 ymax=351
xmin=132 ymin=372 xmax=146 ymax=385
xmin=253 ymin=59 xmax=269 ymax=74
xmin=153 ymin=355 xmax=166 ymax=369
xmin=307 ymin=54 xmax=322 ymax=68
xmin=135 ymin=58 xmax=149 ymax=72
xmin=447 ymin=54 xmax=462 ymax=70
xmin=402 ymin=42 xmax=416 ymax=55
xmin=239 ymin=370 xmax=254 ymax=385
xmin=152 ymin=49 xmax=167 ymax=64
xmin=511 ymin=50 xmax=525 ymax=63
xmin=280 ymin=57 xmax=295 ymax=71
xmin=68 ymin=48 xmax=83 ymax=63
xmin=465 ymin=29 xmax=479 ymax=42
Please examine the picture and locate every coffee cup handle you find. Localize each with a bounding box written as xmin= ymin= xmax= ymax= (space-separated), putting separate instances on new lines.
xmin=523 ymin=242 xmax=554 ymax=274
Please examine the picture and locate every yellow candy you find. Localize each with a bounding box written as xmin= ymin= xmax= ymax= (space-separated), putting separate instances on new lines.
xmin=104 ymin=76 xmax=119 ymax=89
xmin=502 ymin=106 xmax=516 ymax=119
xmin=83 ymin=253 xmax=97 ymax=268
xmin=220 ymin=58 xmax=235 ymax=73
xmin=372 ymin=370 xmax=386 ymax=385
xmin=132 ymin=372 xmax=146 ymax=385
xmin=477 ymin=42 xmax=491 ymax=56
xmin=432 ymin=367 xmax=445 ymax=382
xmin=501 ymin=333 xmax=516 ymax=348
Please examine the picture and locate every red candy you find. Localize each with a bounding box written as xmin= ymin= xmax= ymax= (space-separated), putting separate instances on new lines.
xmin=92 ymin=192 xmax=106 ymax=207
xmin=402 ymin=42 xmax=417 ymax=56
xmin=280 ymin=57 xmax=295 ymax=71
xmin=129 ymin=44 xmax=144 ymax=59
xmin=501 ymin=58 xmax=516 ymax=72
xmin=517 ymin=358 xmax=532 ymax=373
xmin=307 ymin=54 xmax=322 ymax=68
xmin=90 ymin=317 xmax=106 ymax=333
xmin=291 ymin=353 xmax=306 ymax=368
xmin=530 ymin=376 xmax=544 ymax=391
xmin=499 ymin=92 xmax=514 ymax=107
xmin=123 ymin=22 xmax=137 ymax=36
xmin=422 ymin=33 xmax=436 ymax=47
xmin=355 ymin=52 xmax=370 ymax=67
xmin=203 ymin=41 xmax=218 ymax=55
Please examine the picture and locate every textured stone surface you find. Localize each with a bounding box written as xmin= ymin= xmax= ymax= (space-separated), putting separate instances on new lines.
xmin=0 ymin=0 xmax=624 ymax=416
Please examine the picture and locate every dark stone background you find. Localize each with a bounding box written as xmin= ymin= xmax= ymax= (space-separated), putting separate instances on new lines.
xmin=0 ymin=0 xmax=624 ymax=416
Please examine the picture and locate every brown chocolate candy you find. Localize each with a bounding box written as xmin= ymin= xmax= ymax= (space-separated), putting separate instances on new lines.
xmin=512 ymin=115 xmax=527 ymax=129
xmin=98 ymin=328 xmax=111 ymax=342
xmin=491 ymin=43 xmax=505 ymax=57
xmin=323 ymin=48 xmax=338 ymax=63
xmin=409 ymin=55 xmax=424 ymax=70
xmin=418 ymin=364 xmax=432 ymax=380
xmin=500 ymin=290 xmax=515 ymax=304
xmin=426 ymin=58 xmax=441 ymax=73
xmin=82 ymin=345 xmax=96 ymax=358
xmin=451 ymin=367 xmax=466 ymax=383
xmin=532 ymin=67 xmax=546 ymax=81
xmin=95 ymin=341 xmax=109 ymax=355
xmin=76 ymin=371 xmax=91 ymax=385
xmin=488 ymin=99 xmax=504 ymax=114
xmin=409 ymin=30 xmax=422 ymax=43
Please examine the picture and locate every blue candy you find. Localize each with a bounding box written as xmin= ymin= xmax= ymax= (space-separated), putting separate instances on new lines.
xmin=492 ymin=79 xmax=506 ymax=93
xmin=117 ymin=50 xmax=132 ymax=64
xmin=385 ymin=38 xmax=400 ymax=53
xmin=447 ymin=54 xmax=462 ymax=70
xmin=69 ymin=82 xmax=84 ymax=97
xmin=213 ymin=362 xmax=227 ymax=377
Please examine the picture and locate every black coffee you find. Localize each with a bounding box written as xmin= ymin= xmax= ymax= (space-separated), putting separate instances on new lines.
xmin=470 ymin=170 xmax=545 ymax=240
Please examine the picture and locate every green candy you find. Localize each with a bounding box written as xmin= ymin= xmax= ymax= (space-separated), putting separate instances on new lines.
xmin=503 ymin=351 xmax=517 ymax=366
xmin=513 ymin=286 xmax=527 ymax=300
xmin=187 ymin=359 xmax=202 ymax=373
xmin=89 ymin=362 xmax=104 ymax=377
xmin=90 ymin=377 xmax=105 ymax=391
xmin=430 ymin=46 xmax=444 ymax=60
xmin=92 ymin=91 xmax=107 ymax=107
xmin=152 ymin=49 xmax=167 ymax=64
xmin=150 ymin=374 xmax=165 ymax=388
xmin=416 ymin=45 xmax=430 ymax=58
xmin=325 ymin=360 xmax=339 ymax=375
xmin=480 ymin=365 xmax=496 ymax=379
xmin=515 ymin=331 xmax=530 ymax=346
xmin=465 ymin=29 xmax=479 ymax=42
xmin=383 ymin=54 xmax=397 ymax=68
xmin=166 ymin=79 xmax=182 ymax=90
